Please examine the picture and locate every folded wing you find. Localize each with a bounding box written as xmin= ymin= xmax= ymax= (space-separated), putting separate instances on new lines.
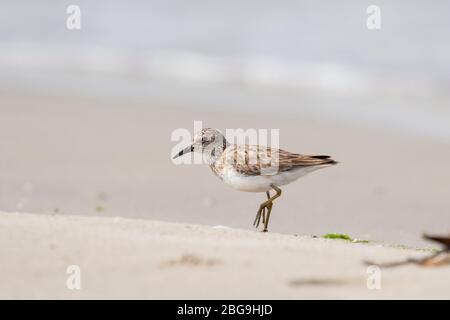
xmin=225 ymin=145 xmax=337 ymax=176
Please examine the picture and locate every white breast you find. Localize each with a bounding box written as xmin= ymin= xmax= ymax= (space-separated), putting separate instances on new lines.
xmin=220 ymin=166 xmax=321 ymax=192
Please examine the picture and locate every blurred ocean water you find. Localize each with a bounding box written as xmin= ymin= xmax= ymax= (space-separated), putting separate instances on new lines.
xmin=0 ymin=0 xmax=450 ymax=140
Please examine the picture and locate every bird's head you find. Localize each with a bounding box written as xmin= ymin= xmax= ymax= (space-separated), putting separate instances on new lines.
xmin=173 ymin=128 xmax=228 ymax=163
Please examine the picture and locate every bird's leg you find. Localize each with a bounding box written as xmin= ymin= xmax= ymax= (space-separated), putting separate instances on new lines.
xmin=262 ymin=191 xmax=270 ymax=225
xmin=253 ymin=191 xmax=271 ymax=228
xmin=262 ymin=185 xmax=282 ymax=232
xmin=253 ymin=206 xmax=265 ymax=228
xmin=262 ymin=203 xmax=273 ymax=232
xmin=252 ymin=185 xmax=282 ymax=232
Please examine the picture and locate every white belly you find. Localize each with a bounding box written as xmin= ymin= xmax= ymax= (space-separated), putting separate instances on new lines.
xmin=220 ymin=166 xmax=321 ymax=192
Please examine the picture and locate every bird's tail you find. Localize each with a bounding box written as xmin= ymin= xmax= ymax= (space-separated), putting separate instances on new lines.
xmin=309 ymin=155 xmax=339 ymax=166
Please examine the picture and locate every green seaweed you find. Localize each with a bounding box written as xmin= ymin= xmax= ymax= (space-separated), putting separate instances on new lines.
xmin=322 ymin=233 xmax=353 ymax=241
xmin=321 ymin=233 xmax=371 ymax=244
xmin=320 ymin=233 xmax=441 ymax=252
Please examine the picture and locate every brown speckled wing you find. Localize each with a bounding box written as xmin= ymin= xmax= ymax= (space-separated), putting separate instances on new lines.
xmin=216 ymin=145 xmax=337 ymax=176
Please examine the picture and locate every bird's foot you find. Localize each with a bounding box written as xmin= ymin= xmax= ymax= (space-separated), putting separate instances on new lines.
xmin=253 ymin=206 xmax=266 ymax=229
xmin=253 ymin=201 xmax=273 ymax=232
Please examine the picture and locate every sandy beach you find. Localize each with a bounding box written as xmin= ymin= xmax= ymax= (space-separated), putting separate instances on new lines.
xmin=1 ymin=93 xmax=449 ymax=300
xmin=0 ymin=211 xmax=448 ymax=299
xmin=1 ymin=0 xmax=450 ymax=301
xmin=1 ymin=93 xmax=449 ymax=248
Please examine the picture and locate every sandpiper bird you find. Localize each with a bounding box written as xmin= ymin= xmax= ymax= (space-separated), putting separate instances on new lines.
xmin=173 ymin=128 xmax=337 ymax=232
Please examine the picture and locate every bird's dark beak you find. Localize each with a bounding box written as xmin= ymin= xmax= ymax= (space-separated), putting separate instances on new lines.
xmin=173 ymin=145 xmax=194 ymax=159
